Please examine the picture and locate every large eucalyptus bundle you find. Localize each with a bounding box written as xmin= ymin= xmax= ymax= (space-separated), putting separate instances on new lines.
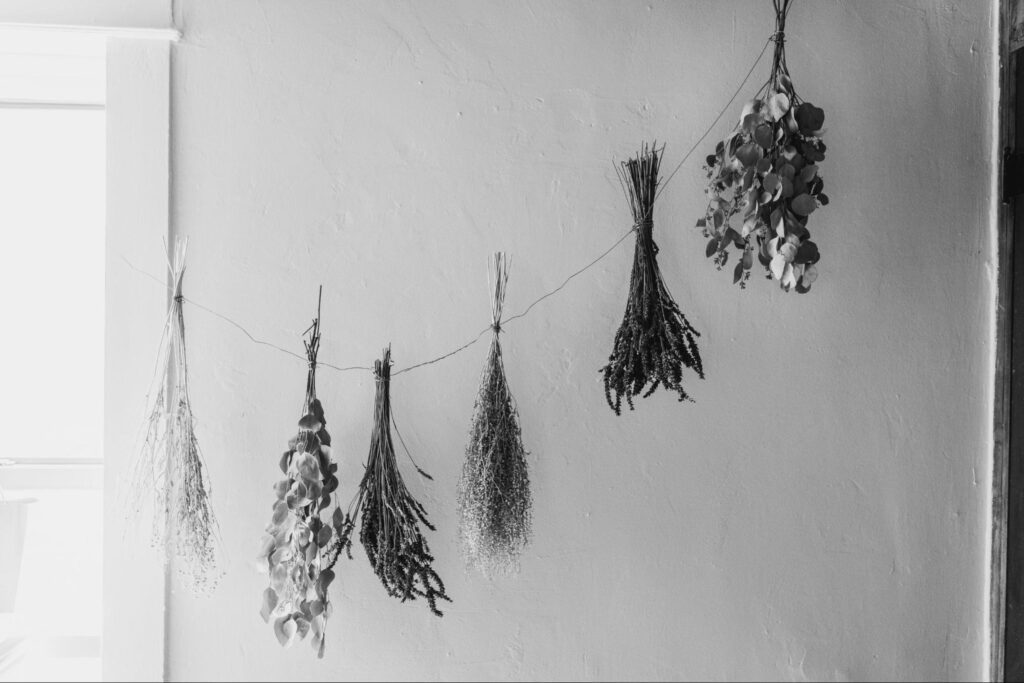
xmin=602 ymin=144 xmax=705 ymax=414
xmin=356 ymin=347 xmax=450 ymax=616
xmin=699 ymin=0 xmax=827 ymax=292
xmin=457 ymin=253 xmax=532 ymax=576
xmin=132 ymin=237 xmax=219 ymax=592
xmin=258 ymin=297 xmax=351 ymax=659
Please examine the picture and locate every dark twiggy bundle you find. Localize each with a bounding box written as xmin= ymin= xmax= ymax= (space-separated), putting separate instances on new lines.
xmin=258 ymin=290 xmax=350 ymax=658
xmin=602 ymin=144 xmax=705 ymax=414
xmin=357 ymin=347 xmax=450 ymax=616
xmin=131 ymin=237 xmax=219 ymax=592
xmin=457 ymin=253 xmax=532 ymax=576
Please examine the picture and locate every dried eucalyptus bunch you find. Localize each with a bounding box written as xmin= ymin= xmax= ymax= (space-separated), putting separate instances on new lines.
xmin=258 ymin=295 xmax=350 ymax=659
xmin=132 ymin=237 xmax=219 ymax=592
xmin=355 ymin=347 xmax=450 ymax=616
xmin=602 ymin=144 xmax=705 ymax=415
xmin=699 ymin=0 xmax=826 ymax=293
xmin=457 ymin=253 xmax=532 ymax=576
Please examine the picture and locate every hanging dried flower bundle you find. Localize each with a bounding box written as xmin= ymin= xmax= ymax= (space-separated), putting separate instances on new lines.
xmin=353 ymin=347 xmax=450 ymax=615
xmin=602 ymin=144 xmax=705 ymax=415
xmin=132 ymin=237 xmax=219 ymax=592
xmin=457 ymin=253 xmax=532 ymax=576
xmin=258 ymin=292 xmax=352 ymax=659
xmin=699 ymin=0 xmax=826 ymax=293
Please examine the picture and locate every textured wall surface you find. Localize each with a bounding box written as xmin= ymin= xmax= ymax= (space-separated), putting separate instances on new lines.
xmin=163 ymin=1 xmax=998 ymax=680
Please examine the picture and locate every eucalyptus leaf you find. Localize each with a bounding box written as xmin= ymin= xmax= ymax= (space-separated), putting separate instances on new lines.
xmin=754 ymin=124 xmax=773 ymax=149
xmin=795 ymin=102 xmax=825 ymax=134
xmin=260 ymin=588 xmax=278 ymax=623
xmin=319 ymin=569 xmax=336 ymax=593
xmin=706 ymin=236 xmax=720 ymax=258
xmin=736 ymin=142 xmax=763 ymax=168
xmin=791 ymin=193 xmax=817 ymax=216
xmin=272 ymin=501 xmax=289 ymax=526
xmin=295 ymin=617 xmax=311 ymax=640
xmin=767 ymin=92 xmax=790 ymax=121
xmin=274 ymin=617 xmax=297 ymax=648
xmin=742 ymin=112 xmax=762 ymax=135
xmin=770 ymin=253 xmax=787 ymax=280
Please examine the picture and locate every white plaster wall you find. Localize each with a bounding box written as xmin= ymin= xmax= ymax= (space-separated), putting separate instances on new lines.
xmin=0 ymin=0 xmax=171 ymax=29
xmin=162 ymin=1 xmax=997 ymax=680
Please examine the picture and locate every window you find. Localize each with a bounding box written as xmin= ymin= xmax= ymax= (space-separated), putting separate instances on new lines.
xmin=0 ymin=29 xmax=105 ymax=683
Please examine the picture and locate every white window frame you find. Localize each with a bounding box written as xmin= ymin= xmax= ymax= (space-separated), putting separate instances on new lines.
xmin=0 ymin=21 xmax=179 ymax=683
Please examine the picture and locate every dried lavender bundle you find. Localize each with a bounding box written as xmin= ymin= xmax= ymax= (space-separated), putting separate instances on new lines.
xmin=602 ymin=144 xmax=705 ymax=414
xmin=258 ymin=293 xmax=351 ymax=659
xmin=356 ymin=347 xmax=450 ymax=616
xmin=131 ymin=238 xmax=219 ymax=592
xmin=457 ymin=253 xmax=532 ymax=575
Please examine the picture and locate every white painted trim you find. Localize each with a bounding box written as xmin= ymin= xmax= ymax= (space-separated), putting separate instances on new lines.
xmin=0 ymin=22 xmax=180 ymax=42
xmin=103 ymin=38 xmax=171 ymax=683
xmin=0 ymin=101 xmax=104 ymax=110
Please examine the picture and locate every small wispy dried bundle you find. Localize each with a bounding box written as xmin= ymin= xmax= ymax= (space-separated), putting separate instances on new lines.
xmin=356 ymin=347 xmax=450 ymax=616
xmin=258 ymin=294 xmax=350 ymax=659
xmin=132 ymin=237 xmax=219 ymax=592
xmin=602 ymin=144 xmax=705 ymax=414
xmin=457 ymin=253 xmax=532 ymax=576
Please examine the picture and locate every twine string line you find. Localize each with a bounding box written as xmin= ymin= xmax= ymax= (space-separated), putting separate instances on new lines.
xmin=120 ymin=32 xmax=774 ymax=380
xmin=655 ymin=34 xmax=775 ymax=200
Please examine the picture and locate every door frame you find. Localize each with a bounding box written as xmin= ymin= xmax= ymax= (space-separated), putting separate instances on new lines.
xmin=994 ymin=2 xmax=1015 ymax=681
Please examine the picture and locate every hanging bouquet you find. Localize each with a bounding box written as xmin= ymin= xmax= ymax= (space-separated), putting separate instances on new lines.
xmin=603 ymin=143 xmax=704 ymax=414
xmin=698 ymin=0 xmax=827 ymax=293
xmin=258 ymin=295 xmax=352 ymax=659
xmin=131 ymin=238 xmax=219 ymax=592
xmin=457 ymin=253 xmax=533 ymax=576
xmin=353 ymin=347 xmax=450 ymax=616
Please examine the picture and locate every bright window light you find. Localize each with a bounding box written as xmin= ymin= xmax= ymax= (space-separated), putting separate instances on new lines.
xmin=0 ymin=108 xmax=105 ymax=461
xmin=0 ymin=29 xmax=106 ymax=683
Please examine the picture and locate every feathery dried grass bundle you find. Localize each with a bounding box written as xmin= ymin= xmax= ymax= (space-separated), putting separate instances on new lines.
xmin=457 ymin=253 xmax=532 ymax=575
xmin=132 ymin=237 xmax=219 ymax=592
xmin=258 ymin=292 xmax=351 ymax=658
xmin=602 ymin=144 xmax=705 ymax=414
xmin=355 ymin=347 xmax=450 ymax=616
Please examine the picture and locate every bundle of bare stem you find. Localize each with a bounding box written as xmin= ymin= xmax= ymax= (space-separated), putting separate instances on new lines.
xmin=602 ymin=144 xmax=705 ymax=414
xmin=258 ymin=290 xmax=351 ymax=658
xmin=457 ymin=253 xmax=532 ymax=575
xmin=354 ymin=346 xmax=450 ymax=616
xmin=131 ymin=238 xmax=219 ymax=592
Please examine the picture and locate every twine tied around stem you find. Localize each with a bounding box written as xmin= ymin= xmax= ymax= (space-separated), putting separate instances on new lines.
xmin=489 ymin=252 xmax=510 ymax=336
